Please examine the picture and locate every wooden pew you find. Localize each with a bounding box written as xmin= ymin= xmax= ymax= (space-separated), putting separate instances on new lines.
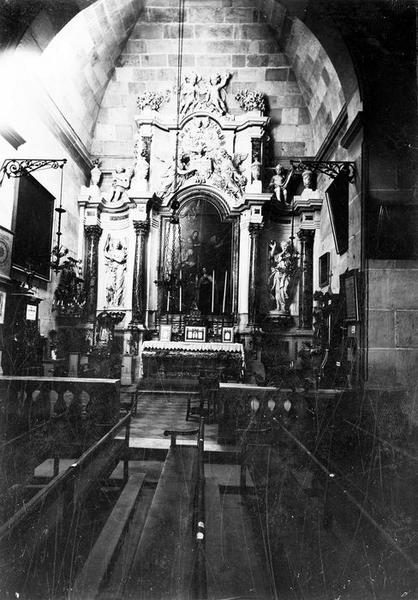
xmin=69 ymin=472 xmax=146 ymax=600
xmin=0 ymin=413 xmax=131 ymax=598
xmin=122 ymin=426 xmax=202 ymax=600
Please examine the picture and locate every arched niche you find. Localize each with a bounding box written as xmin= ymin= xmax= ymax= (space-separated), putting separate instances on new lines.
xmin=159 ymin=187 xmax=239 ymax=316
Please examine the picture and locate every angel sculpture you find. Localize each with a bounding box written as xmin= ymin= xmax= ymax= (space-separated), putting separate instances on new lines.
xmin=180 ymin=72 xmax=200 ymax=115
xmin=206 ymin=72 xmax=230 ymax=114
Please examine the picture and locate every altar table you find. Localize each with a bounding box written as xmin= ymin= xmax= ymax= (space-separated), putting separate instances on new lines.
xmin=141 ymin=341 xmax=245 ymax=381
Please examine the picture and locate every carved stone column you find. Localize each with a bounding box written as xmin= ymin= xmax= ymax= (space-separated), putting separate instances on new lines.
xmin=132 ymin=220 xmax=150 ymax=324
xmin=84 ymin=225 xmax=102 ymax=320
xmin=298 ymin=229 xmax=315 ymax=329
xmin=248 ymin=223 xmax=263 ymax=324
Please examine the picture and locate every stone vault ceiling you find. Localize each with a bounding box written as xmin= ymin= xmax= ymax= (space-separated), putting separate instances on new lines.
xmin=1 ymin=0 xmax=362 ymax=155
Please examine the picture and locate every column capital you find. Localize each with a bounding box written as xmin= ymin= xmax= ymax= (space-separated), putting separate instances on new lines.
xmin=133 ymin=220 xmax=150 ymax=235
xmin=248 ymin=222 xmax=263 ymax=237
xmin=84 ymin=224 xmax=102 ymax=240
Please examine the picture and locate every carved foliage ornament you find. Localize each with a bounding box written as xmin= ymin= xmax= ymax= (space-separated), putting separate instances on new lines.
xmin=235 ymin=89 xmax=266 ymax=114
xmin=157 ymin=116 xmax=247 ymax=202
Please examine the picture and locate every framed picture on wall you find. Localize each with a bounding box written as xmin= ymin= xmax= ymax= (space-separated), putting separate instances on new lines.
xmin=325 ymin=176 xmax=349 ymax=255
xmin=0 ymin=227 xmax=13 ymax=280
xmin=342 ymin=270 xmax=360 ymax=322
xmin=319 ymin=252 xmax=330 ymax=287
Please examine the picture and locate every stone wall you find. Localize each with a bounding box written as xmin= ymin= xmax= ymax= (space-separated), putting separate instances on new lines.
xmin=367 ymin=260 xmax=418 ymax=425
xmin=39 ymin=0 xmax=143 ymax=150
xmin=92 ymin=0 xmax=313 ymax=164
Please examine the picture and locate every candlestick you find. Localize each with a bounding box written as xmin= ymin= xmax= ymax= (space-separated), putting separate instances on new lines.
xmin=167 ymin=290 xmax=170 ymax=313
xmin=211 ymin=269 xmax=215 ymax=313
xmin=179 ymin=270 xmax=182 ymax=313
xmin=222 ymin=270 xmax=228 ymax=314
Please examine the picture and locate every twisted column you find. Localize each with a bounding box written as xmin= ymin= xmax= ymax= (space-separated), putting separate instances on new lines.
xmin=248 ymin=223 xmax=263 ymax=324
xmin=131 ymin=221 xmax=150 ymax=324
xmin=298 ymin=229 xmax=315 ymax=329
xmin=84 ymin=225 xmax=102 ymax=320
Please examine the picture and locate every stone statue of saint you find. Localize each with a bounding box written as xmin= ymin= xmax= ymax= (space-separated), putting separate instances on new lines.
xmin=90 ymin=159 xmax=102 ymax=188
xmin=104 ymin=235 xmax=127 ymax=307
xmin=108 ymin=166 xmax=133 ymax=203
xmin=269 ymin=240 xmax=290 ymax=313
xmin=269 ymin=163 xmax=293 ymax=204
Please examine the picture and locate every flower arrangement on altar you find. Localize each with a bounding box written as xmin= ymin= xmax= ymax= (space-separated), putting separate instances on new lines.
xmin=234 ymin=89 xmax=266 ymax=114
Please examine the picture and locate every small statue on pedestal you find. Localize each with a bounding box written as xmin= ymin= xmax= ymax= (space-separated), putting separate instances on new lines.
xmin=269 ymin=163 xmax=293 ymax=204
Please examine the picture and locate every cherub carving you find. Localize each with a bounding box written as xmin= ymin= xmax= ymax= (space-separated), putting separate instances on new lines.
xmin=180 ymin=72 xmax=200 ymax=115
xmin=205 ymin=72 xmax=230 ymax=114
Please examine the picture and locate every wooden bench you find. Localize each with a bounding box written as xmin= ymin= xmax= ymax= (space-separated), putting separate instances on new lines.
xmin=123 ymin=429 xmax=200 ymax=600
xmin=70 ymin=472 xmax=146 ymax=600
xmin=0 ymin=413 xmax=131 ymax=598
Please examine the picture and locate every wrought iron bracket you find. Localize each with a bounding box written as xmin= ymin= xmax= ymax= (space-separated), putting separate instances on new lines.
xmin=1 ymin=158 xmax=67 ymax=179
xmin=290 ymin=159 xmax=356 ymax=183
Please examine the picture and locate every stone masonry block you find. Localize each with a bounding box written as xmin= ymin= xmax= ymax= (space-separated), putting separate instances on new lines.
xmin=369 ymin=267 xmax=418 ymax=310
xmin=133 ymin=23 xmax=164 ymax=38
xmin=234 ymin=24 xmax=270 ymax=39
xmin=235 ymin=68 xmax=265 ymax=81
xmin=368 ymin=310 xmax=395 ymax=348
xmin=185 ymin=7 xmax=224 ymax=22
xmin=265 ymin=68 xmax=289 ymax=81
xmin=396 ymin=311 xmax=418 ymax=348
xmin=248 ymin=40 xmax=280 ymax=54
xmin=125 ymin=40 xmax=146 ymax=53
xmin=134 ymin=67 xmax=176 ymax=80
xmin=128 ymin=81 xmax=147 ymax=94
xmin=94 ymin=123 xmax=115 ymax=141
xmin=118 ymin=54 xmax=142 ymax=66
xmin=273 ymin=141 xmax=306 ymax=158
xmin=145 ymin=39 xmax=179 ymax=53
xmin=232 ymin=54 xmax=245 ymax=67
xmin=168 ymin=54 xmax=195 ymax=67
xmin=268 ymin=108 xmax=282 ymax=123
xmin=281 ymin=108 xmax=299 ymax=125
xmin=194 ymin=24 xmax=234 ymax=39
xmin=115 ymin=124 xmax=133 ymax=140
xmin=103 ymin=140 xmax=132 ymax=154
xmin=195 ymin=54 xmax=232 ymax=67
xmin=246 ymin=54 xmax=287 ymax=67
xmin=164 ymin=24 xmax=193 ymax=38
xmin=141 ymin=54 xmax=168 ymax=67
xmin=225 ymin=7 xmax=255 ymax=22
xmin=298 ymin=107 xmax=311 ymax=124
xmin=144 ymin=7 xmax=179 ymax=22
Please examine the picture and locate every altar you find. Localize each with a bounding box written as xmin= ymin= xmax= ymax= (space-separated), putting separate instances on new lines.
xmin=140 ymin=340 xmax=245 ymax=382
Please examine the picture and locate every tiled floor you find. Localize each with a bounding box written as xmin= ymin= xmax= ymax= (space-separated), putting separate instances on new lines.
xmin=126 ymin=391 xmax=235 ymax=453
